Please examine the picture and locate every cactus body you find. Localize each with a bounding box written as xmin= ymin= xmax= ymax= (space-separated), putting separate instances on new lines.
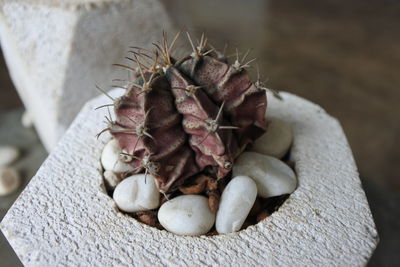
xmin=101 ymin=33 xmax=268 ymax=193
xmin=177 ymin=55 xmax=268 ymax=148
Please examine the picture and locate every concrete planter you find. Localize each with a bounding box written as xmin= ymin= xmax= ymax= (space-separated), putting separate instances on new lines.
xmin=1 ymin=90 xmax=378 ymax=266
xmin=0 ymin=0 xmax=176 ymax=151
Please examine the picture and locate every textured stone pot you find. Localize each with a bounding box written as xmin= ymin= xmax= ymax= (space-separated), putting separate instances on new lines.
xmin=0 ymin=0 xmax=176 ymax=151
xmin=0 ymin=90 xmax=378 ymax=266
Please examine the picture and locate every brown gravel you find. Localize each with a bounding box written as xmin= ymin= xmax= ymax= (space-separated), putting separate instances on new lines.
xmin=256 ymin=211 xmax=270 ymax=222
xmin=179 ymin=174 xmax=208 ymax=194
xmin=207 ymin=191 xmax=220 ymax=213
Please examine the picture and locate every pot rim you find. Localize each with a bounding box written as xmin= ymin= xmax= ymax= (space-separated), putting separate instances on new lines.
xmin=1 ymin=90 xmax=378 ymax=266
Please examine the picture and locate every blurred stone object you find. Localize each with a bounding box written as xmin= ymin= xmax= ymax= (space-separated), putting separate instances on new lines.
xmin=0 ymin=168 xmax=20 ymax=196
xmin=21 ymin=110 xmax=33 ymax=128
xmin=0 ymin=146 xmax=19 ymax=167
xmin=0 ymin=0 xmax=177 ymax=151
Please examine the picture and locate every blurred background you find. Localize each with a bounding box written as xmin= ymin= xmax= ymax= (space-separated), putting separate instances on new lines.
xmin=1 ymin=0 xmax=399 ymax=266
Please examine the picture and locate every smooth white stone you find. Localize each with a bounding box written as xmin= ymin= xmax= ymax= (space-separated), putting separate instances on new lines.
xmin=21 ymin=111 xmax=34 ymax=128
xmin=216 ymin=176 xmax=257 ymax=234
xmin=101 ymin=139 xmax=134 ymax=173
xmin=103 ymin=170 xmax=121 ymax=190
xmin=113 ymin=174 xmax=160 ymax=213
xmin=158 ymin=195 xmax=215 ymax=236
xmin=0 ymin=167 xmax=20 ymax=196
xmin=0 ymin=146 xmax=19 ymax=167
xmin=233 ymin=152 xmax=297 ymax=198
xmin=252 ymin=117 xmax=293 ymax=158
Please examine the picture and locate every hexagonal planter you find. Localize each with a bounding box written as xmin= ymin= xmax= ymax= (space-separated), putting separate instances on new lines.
xmin=0 ymin=90 xmax=378 ymax=266
xmin=0 ymin=0 xmax=177 ymax=151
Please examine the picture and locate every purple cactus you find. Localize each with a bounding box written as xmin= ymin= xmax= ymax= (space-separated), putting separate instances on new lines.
xmin=98 ymin=32 xmax=268 ymax=194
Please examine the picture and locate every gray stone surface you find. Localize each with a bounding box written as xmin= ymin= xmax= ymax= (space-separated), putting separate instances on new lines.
xmin=0 ymin=0 xmax=177 ymax=151
xmin=1 ymin=91 xmax=378 ymax=266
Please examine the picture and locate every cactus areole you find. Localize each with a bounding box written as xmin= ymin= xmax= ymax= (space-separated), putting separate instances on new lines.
xmin=99 ymin=32 xmax=268 ymax=194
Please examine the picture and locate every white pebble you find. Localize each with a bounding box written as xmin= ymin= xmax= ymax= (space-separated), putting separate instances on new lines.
xmin=216 ymin=176 xmax=257 ymax=234
xmin=21 ymin=111 xmax=34 ymax=128
xmin=113 ymin=174 xmax=160 ymax=212
xmin=0 ymin=167 xmax=21 ymax=196
xmin=252 ymin=117 xmax=293 ymax=158
xmin=103 ymin=170 xmax=121 ymax=190
xmin=0 ymin=146 xmax=19 ymax=167
xmin=233 ymin=152 xmax=297 ymax=198
xmin=101 ymin=139 xmax=135 ymax=173
xmin=158 ymin=195 xmax=215 ymax=236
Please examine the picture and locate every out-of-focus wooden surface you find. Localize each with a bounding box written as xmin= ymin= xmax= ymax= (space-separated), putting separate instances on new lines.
xmin=263 ymin=0 xmax=400 ymax=190
xmin=0 ymin=51 xmax=20 ymax=112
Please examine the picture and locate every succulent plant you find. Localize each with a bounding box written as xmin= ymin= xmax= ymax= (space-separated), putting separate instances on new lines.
xmin=98 ymin=32 xmax=268 ymax=194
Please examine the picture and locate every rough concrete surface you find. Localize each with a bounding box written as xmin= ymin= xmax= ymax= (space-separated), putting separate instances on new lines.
xmin=0 ymin=90 xmax=378 ymax=266
xmin=0 ymin=0 xmax=176 ymax=151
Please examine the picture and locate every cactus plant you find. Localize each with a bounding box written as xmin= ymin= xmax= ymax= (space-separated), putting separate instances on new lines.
xmin=98 ymin=32 xmax=268 ymax=194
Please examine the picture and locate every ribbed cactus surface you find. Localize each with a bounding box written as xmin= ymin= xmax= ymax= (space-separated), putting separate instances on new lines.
xmin=99 ymin=32 xmax=268 ymax=193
